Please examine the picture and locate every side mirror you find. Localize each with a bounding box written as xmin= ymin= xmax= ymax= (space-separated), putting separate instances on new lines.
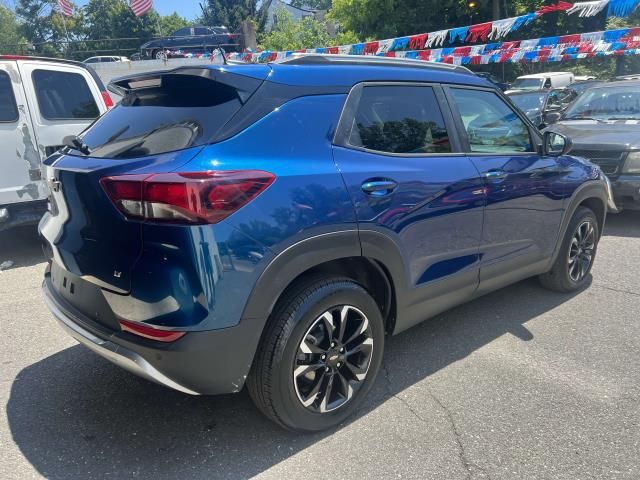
xmin=543 ymin=110 xmax=562 ymax=125
xmin=542 ymin=131 xmax=572 ymax=157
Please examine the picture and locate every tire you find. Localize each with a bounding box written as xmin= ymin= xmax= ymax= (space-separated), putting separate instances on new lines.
xmin=247 ymin=277 xmax=384 ymax=432
xmin=153 ymin=50 xmax=164 ymax=60
xmin=539 ymin=206 xmax=600 ymax=292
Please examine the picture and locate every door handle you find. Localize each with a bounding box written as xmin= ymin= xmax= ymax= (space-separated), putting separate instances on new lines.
xmin=361 ymin=179 xmax=398 ymax=197
xmin=481 ymin=170 xmax=507 ymax=180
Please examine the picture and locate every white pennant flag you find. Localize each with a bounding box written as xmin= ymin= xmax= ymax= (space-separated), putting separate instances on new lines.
xmin=425 ymin=30 xmax=448 ymax=48
xmin=520 ymin=39 xmax=540 ymax=50
xmin=488 ymin=17 xmax=519 ymax=40
xmin=376 ymin=39 xmax=393 ymax=55
xmin=567 ymin=0 xmax=610 ymax=17
xmin=338 ymin=45 xmax=351 ymax=55
xmin=581 ymin=31 xmax=604 ymax=43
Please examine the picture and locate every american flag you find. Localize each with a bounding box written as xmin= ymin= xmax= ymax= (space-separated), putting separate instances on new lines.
xmin=58 ymin=0 xmax=73 ymax=17
xmin=130 ymin=0 xmax=153 ymax=17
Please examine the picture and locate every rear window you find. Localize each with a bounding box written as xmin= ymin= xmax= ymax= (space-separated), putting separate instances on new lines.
xmin=76 ymin=74 xmax=244 ymax=159
xmin=0 ymin=71 xmax=19 ymax=122
xmin=32 ymin=69 xmax=99 ymax=120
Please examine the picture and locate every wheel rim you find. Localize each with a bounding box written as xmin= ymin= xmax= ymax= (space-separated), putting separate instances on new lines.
xmin=155 ymin=50 xmax=164 ymax=59
xmin=568 ymin=220 xmax=596 ymax=282
xmin=293 ymin=305 xmax=374 ymax=413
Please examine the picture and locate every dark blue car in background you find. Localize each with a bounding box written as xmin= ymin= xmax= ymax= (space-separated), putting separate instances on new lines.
xmin=40 ymin=55 xmax=610 ymax=432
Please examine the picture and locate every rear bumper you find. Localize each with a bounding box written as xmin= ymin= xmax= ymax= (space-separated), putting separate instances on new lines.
xmin=0 ymin=200 xmax=48 ymax=232
xmin=43 ymin=281 xmax=200 ymax=395
xmin=42 ymin=277 xmax=266 ymax=395
xmin=611 ymin=175 xmax=640 ymax=211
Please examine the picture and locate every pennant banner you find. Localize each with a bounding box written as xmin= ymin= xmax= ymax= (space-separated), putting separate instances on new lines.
xmin=228 ymin=0 xmax=640 ymax=63
xmin=226 ymin=26 xmax=640 ymax=65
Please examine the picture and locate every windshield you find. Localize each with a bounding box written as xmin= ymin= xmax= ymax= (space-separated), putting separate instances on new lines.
xmin=512 ymin=78 xmax=544 ymax=90
xmin=570 ymin=81 xmax=602 ymax=95
xmin=563 ymin=85 xmax=640 ymax=120
xmin=510 ymin=93 xmax=545 ymax=111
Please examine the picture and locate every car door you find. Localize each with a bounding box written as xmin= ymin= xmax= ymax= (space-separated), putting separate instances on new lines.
xmin=445 ymin=86 xmax=565 ymax=295
xmin=0 ymin=61 xmax=47 ymax=206
xmin=333 ymin=83 xmax=485 ymax=331
xmin=17 ymin=61 xmax=105 ymax=159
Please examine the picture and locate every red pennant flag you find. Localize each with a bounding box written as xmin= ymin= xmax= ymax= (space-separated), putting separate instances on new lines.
xmin=466 ymin=23 xmax=492 ymax=43
xmin=536 ymin=1 xmax=573 ymax=15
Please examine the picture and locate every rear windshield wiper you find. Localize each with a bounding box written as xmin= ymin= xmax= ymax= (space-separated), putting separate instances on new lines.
xmin=62 ymin=135 xmax=91 ymax=155
xmin=607 ymin=117 xmax=640 ymax=121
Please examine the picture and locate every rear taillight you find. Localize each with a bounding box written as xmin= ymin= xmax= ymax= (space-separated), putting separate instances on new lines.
xmin=101 ymin=90 xmax=114 ymax=109
xmin=100 ymin=170 xmax=275 ymax=224
xmin=119 ymin=319 xmax=186 ymax=342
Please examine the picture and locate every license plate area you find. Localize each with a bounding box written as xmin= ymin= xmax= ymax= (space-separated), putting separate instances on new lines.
xmin=50 ymin=262 xmax=120 ymax=331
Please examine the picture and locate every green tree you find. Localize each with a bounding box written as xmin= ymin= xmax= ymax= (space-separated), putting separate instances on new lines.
xmin=0 ymin=5 xmax=25 ymax=54
xmin=259 ymin=7 xmax=358 ymax=51
xmin=83 ymin=0 xmax=160 ymax=59
xmin=199 ymin=0 xmax=257 ymax=31
xmin=291 ymin=0 xmax=331 ymax=9
xmin=15 ymin=0 xmax=86 ymax=56
xmin=330 ymin=0 xmax=481 ymax=39
xmin=159 ymin=12 xmax=191 ymax=36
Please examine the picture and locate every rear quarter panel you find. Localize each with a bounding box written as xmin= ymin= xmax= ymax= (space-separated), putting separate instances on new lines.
xmin=130 ymin=93 xmax=355 ymax=331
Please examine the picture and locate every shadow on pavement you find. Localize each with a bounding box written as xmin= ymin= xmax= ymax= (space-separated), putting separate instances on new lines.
xmin=0 ymin=226 xmax=45 ymax=269
xmin=7 ymin=277 xmax=587 ymax=479
xmin=604 ymin=210 xmax=640 ymax=238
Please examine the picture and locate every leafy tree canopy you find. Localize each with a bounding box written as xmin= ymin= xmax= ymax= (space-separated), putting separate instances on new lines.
xmin=0 ymin=5 xmax=25 ymax=53
xmin=259 ymin=6 xmax=357 ymax=51
xmin=199 ymin=0 xmax=257 ymax=31
xmin=290 ymin=0 xmax=332 ymax=10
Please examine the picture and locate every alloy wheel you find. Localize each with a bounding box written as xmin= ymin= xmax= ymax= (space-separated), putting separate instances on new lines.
xmin=293 ymin=305 xmax=374 ymax=413
xmin=568 ymin=220 xmax=595 ymax=282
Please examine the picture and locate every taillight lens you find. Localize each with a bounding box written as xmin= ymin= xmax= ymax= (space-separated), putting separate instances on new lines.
xmin=100 ymin=170 xmax=275 ymax=224
xmin=101 ymin=90 xmax=114 ymax=109
xmin=119 ymin=319 xmax=186 ymax=342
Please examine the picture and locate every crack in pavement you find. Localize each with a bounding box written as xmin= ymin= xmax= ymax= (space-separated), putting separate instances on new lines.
xmin=592 ymin=282 xmax=640 ymax=298
xmin=380 ymin=359 xmax=491 ymax=480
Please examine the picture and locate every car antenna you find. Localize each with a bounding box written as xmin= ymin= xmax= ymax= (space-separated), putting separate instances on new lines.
xmin=216 ymin=46 xmax=227 ymax=65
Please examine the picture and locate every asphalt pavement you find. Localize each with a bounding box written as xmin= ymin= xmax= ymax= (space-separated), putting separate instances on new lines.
xmin=1 ymin=213 xmax=639 ymax=480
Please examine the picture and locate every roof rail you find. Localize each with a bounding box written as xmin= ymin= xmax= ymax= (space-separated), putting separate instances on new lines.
xmin=0 ymin=54 xmax=85 ymax=67
xmin=0 ymin=54 xmax=106 ymax=90
xmin=276 ymin=53 xmax=472 ymax=74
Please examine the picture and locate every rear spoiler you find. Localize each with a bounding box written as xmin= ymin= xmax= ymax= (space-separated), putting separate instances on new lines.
xmin=107 ymin=66 xmax=265 ymax=103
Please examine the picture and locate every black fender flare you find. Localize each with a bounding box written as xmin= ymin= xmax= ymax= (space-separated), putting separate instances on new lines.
xmin=241 ymin=228 xmax=409 ymax=330
xmin=549 ymin=179 xmax=608 ymax=267
xmin=242 ymin=230 xmax=362 ymax=320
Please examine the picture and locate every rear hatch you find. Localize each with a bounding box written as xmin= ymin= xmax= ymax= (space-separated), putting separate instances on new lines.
xmin=40 ymin=66 xmax=268 ymax=298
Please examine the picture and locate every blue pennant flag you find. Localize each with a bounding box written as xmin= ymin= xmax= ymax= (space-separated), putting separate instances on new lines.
xmin=449 ymin=27 xmax=470 ymax=43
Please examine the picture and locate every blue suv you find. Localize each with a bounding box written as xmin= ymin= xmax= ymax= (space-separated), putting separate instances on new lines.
xmin=40 ymin=55 xmax=611 ymax=431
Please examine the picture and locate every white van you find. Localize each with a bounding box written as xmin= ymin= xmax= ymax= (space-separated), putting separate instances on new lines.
xmin=506 ymin=72 xmax=575 ymax=94
xmin=0 ymin=55 xmax=112 ymax=231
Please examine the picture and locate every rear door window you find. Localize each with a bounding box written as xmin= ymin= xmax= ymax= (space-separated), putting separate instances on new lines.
xmin=347 ymin=85 xmax=452 ymax=154
xmin=76 ymin=73 xmax=252 ymax=159
xmin=0 ymin=71 xmax=18 ymax=122
xmin=32 ymin=69 xmax=99 ymax=120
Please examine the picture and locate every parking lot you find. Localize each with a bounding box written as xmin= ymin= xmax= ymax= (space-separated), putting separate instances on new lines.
xmin=0 ymin=212 xmax=639 ymax=480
